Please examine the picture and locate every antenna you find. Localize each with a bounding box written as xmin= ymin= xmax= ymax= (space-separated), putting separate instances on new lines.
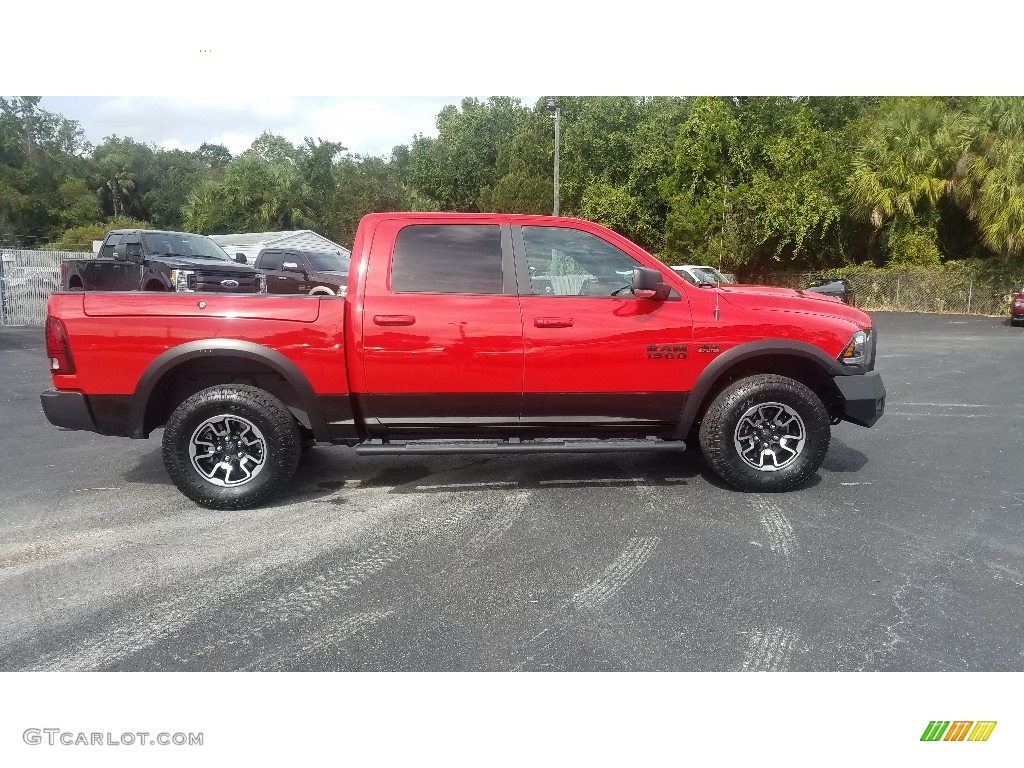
xmin=720 ymin=181 xmax=727 ymax=284
xmin=714 ymin=181 xmax=727 ymax=320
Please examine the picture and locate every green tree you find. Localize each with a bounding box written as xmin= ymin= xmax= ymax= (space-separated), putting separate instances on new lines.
xmin=0 ymin=96 xmax=90 ymax=246
xmin=952 ymin=97 xmax=1024 ymax=257
xmin=406 ymin=97 xmax=531 ymax=210
xmin=848 ymin=98 xmax=975 ymax=265
xmin=46 ymin=216 xmax=152 ymax=251
xmin=181 ymin=133 xmax=315 ymax=234
xmin=662 ymin=97 xmax=870 ymax=270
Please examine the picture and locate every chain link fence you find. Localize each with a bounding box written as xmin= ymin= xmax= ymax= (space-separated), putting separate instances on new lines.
xmin=2 ymin=249 xmax=1020 ymax=325
xmin=753 ymin=270 xmax=1020 ymax=316
xmin=0 ymin=250 xmax=92 ymax=326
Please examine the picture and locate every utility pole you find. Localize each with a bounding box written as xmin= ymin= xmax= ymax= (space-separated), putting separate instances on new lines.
xmin=546 ymin=99 xmax=560 ymax=216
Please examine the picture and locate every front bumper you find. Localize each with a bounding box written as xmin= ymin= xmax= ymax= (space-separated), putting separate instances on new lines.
xmin=41 ymin=390 xmax=100 ymax=433
xmin=832 ymin=371 xmax=886 ymax=427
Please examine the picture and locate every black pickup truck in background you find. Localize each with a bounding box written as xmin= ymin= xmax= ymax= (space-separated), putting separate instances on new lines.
xmin=252 ymin=247 xmax=351 ymax=296
xmin=63 ymin=229 xmax=267 ymax=294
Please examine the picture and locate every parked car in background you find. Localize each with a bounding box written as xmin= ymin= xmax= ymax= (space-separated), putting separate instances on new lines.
xmin=63 ymin=230 xmax=267 ymax=294
xmin=805 ymin=278 xmax=852 ymax=304
xmin=671 ymin=265 xmax=737 ymax=285
xmin=253 ymin=247 xmax=351 ymax=296
xmin=1011 ymin=285 xmax=1024 ymax=326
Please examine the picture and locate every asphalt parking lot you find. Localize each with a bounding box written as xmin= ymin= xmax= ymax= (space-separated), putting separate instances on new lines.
xmin=1 ymin=312 xmax=1022 ymax=671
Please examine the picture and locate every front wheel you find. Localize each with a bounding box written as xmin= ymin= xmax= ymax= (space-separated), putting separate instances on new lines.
xmin=162 ymin=384 xmax=301 ymax=509
xmin=698 ymin=374 xmax=830 ymax=492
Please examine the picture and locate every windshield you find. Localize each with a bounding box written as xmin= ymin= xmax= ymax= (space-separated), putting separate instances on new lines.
xmin=694 ymin=267 xmax=734 ymax=284
xmin=306 ymin=251 xmax=350 ymax=272
xmin=142 ymin=233 xmax=231 ymax=260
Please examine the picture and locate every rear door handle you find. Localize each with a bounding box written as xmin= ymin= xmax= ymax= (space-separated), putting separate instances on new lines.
xmin=534 ymin=317 xmax=574 ymax=328
xmin=373 ymin=315 xmax=416 ymax=326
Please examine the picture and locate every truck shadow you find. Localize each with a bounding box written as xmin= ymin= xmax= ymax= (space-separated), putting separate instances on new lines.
xmin=122 ymin=448 xmax=172 ymax=486
xmin=820 ymin=438 xmax=869 ymax=473
xmin=123 ymin=441 xmax=845 ymax=506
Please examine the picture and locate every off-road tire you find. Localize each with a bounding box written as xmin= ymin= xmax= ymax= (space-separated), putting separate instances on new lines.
xmin=162 ymin=384 xmax=301 ymax=509
xmin=698 ymin=374 xmax=830 ymax=492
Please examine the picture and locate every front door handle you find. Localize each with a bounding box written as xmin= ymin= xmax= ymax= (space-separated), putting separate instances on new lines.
xmin=534 ymin=317 xmax=574 ymax=328
xmin=373 ymin=315 xmax=416 ymax=326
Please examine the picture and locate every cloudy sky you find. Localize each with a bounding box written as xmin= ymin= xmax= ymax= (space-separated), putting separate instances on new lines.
xmin=38 ymin=96 xmax=539 ymax=159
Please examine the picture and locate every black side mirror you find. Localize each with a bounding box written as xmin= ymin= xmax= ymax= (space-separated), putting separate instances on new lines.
xmin=631 ymin=267 xmax=670 ymax=300
xmin=235 ymin=253 xmax=247 ymax=264
xmin=112 ymin=242 xmax=127 ymax=262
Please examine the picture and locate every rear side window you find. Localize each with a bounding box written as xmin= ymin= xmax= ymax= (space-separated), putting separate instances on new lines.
xmin=391 ymin=224 xmax=503 ymax=294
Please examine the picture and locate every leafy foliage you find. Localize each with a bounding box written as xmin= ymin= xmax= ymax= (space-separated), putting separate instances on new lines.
xmin=3 ymin=94 xmax=1024 ymax=276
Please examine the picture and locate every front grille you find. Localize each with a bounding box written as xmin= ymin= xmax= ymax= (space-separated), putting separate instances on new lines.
xmin=194 ymin=270 xmax=260 ymax=293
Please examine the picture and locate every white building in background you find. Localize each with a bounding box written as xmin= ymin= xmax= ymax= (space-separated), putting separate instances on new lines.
xmin=209 ymin=230 xmax=351 ymax=265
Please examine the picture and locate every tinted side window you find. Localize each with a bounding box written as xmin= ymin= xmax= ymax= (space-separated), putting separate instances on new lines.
xmin=99 ymin=234 xmax=122 ymax=260
xmin=259 ymin=251 xmax=284 ymax=271
xmin=391 ymin=224 xmax=503 ymax=295
xmin=522 ymin=226 xmax=640 ymax=297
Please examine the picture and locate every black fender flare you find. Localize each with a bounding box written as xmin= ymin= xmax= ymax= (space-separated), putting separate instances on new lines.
xmin=128 ymin=339 xmax=330 ymax=440
xmin=142 ymin=265 xmax=173 ymax=290
xmin=674 ymin=339 xmax=846 ymax=438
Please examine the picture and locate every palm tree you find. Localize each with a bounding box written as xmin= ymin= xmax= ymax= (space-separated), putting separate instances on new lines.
xmin=953 ymin=97 xmax=1024 ymax=257
xmin=849 ymin=99 xmax=974 ymax=230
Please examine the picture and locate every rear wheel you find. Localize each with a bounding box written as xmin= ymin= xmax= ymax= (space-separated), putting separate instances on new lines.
xmin=698 ymin=374 xmax=830 ymax=492
xmin=162 ymin=384 xmax=300 ymax=509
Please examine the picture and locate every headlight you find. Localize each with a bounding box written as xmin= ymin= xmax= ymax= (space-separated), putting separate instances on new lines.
xmin=839 ymin=330 xmax=871 ymax=366
xmin=256 ymin=272 xmax=267 ymax=294
xmin=170 ymin=269 xmax=195 ymax=292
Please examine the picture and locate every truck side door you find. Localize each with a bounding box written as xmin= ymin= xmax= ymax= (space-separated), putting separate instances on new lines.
xmin=115 ymin=234 xmax=143 ymax=290
xmin=355 ymin=219 xmax=524 ymax=436
xmin=257 ymin=251 xmax=287 ymax=293
xmin=514 ymin=224 xmax=694 ymax=437
xmin=92 ymin=234 xmax=122 ymax=290
xmin=282 ymin=251 xmax=310 ymax=293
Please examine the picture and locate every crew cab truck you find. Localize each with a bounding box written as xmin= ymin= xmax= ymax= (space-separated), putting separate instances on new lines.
xmin=63 ymin=229 xmax=267 ymax=294
xmin=253 ymin=246 xmax=351 ymax=296
xmin=41 ymin=213 xmax=885 ymax=509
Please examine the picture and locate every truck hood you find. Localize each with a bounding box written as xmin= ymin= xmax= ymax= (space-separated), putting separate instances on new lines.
xmin=152 ymin=256 xmax=256 ymax=273
xmin=714 ymin=284 xmax=871 ymax=325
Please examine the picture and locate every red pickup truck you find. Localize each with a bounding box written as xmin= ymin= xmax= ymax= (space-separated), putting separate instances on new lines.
xmin=41 ymin=213 xmax=885 ymax=509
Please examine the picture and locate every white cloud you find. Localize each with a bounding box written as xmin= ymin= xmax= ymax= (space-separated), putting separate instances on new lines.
xmin=38 ymin=95 xmax=538 ymax=161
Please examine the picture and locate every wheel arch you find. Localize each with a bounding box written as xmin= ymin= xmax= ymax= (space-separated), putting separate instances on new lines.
xmin=129 ymin=340 xmax=330 ymax=441
xmin=676 ymin=340 xmax=846 ymax=439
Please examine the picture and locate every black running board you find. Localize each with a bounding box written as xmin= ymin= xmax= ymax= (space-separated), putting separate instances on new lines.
xmin=354 ymin=438 xmax=686 ymax=456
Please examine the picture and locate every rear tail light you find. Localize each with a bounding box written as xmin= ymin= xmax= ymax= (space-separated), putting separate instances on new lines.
xmin=45 ymin=317 xmax=75 ymax=374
